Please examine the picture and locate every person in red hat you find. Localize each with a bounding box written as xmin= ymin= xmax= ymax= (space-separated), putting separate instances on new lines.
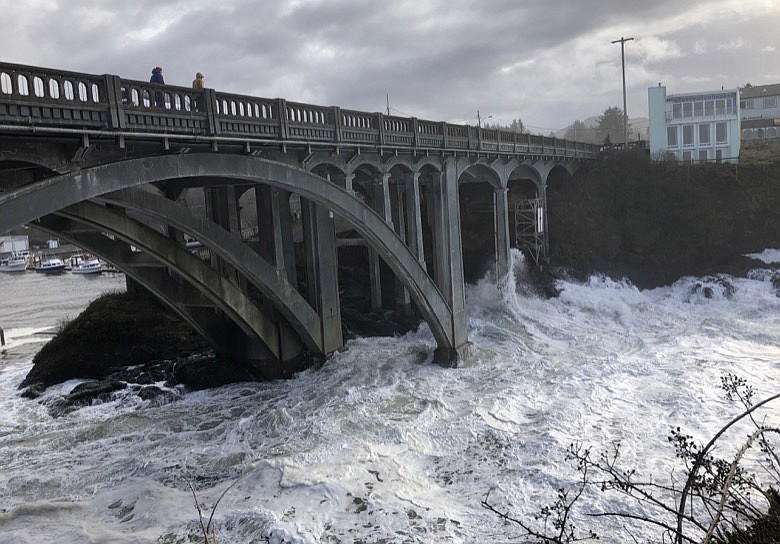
xmin=150 ymin=67 xmax=165 ymax=107
xmin=150 ymin=66 xmax=165 ymax=85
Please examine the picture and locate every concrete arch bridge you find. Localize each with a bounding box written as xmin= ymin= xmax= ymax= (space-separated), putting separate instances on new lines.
xmin=0 ymin=62 xmax=598 ymax=377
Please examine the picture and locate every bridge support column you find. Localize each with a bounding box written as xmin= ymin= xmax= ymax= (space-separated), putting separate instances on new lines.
xmin=368 ymin=173 xmax=393 ymax=311
xmin=204 ymin=186 xmax=241 ymax=276
xmin=254 ymin=185 xmax=301 ymax=360
xmin=392 ymin=181 xmax=411 ymax=312
xmin=494 ymin=186 xmax=511 ymax=279
xmin=301 ymin=199 xmax=343 ymax=355
xmin=430 ymin=158 xmax=469 ymax=363
xmin=405 ymin=172 xmax=426 ymax=267
xmin=539 ymin=183 xmax=550 ymax=260
xmin=255 ymin=186 xmax=297 ymax=285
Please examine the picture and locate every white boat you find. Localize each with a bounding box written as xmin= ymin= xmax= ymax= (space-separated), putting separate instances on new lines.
xmin=0 ymin=253 xmax=28 ymax=273
xmin=72 ymin=258 xmax=103 ymax=275
xmin=35 ymin=257 xmax=66 ymax=274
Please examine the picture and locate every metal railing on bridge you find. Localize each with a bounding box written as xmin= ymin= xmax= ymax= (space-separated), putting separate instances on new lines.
xmin=0 ymin=61 xmax=601 ymax=160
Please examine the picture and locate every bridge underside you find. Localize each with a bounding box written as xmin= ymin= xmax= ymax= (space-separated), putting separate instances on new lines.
xmin=0 ymin=138 xmax=582 ymax=380
xmin=0 ymin=153 xmax=477 ymax=377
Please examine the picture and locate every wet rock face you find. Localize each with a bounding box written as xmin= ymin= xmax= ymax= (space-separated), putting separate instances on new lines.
xmin=691 ymin=276 xmax=736 ymax=300
xmin=546 ymin=154 xmax=780 ymax=289
xmin=20 ymin=291 xmax=209 ymax=390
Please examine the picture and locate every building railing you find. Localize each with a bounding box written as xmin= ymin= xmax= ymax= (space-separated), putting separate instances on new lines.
xmin=0 ymin=61 xmax=600 ymax=159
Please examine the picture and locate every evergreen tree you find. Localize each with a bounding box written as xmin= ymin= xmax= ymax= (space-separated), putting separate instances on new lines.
xmin=507 ymin=118 xmax=526 ymax=134
xmin=564 ymin=120 xmax=595 ymax=143
xmin=484 ymin=117 xmax=527 ymax=133
xmin=596 ymin=106 xmax=629 ymax=144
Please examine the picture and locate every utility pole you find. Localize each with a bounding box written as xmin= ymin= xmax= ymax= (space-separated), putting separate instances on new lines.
xmin=612 ymin=36 xmax=634 ymax=147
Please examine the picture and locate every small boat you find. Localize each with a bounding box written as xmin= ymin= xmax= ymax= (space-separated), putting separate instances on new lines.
xmin=0 ymin=252 xmax=28 ymax=273
xmin=72 ymin=258 xmax=103 ymax=275
xmin=35 ymin=257 xmax=66 ymax=274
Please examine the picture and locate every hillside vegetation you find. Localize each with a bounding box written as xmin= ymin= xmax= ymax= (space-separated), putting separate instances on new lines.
xmin=547 ymin=148 xmax=780 ymax=287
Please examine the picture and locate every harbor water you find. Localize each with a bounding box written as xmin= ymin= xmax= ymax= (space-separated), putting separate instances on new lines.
xmin=0 ymin=250 xmax=779 ymax=543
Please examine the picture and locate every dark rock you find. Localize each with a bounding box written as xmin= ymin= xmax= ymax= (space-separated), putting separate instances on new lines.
xmin=103 ymin=361 xmax=175 ymax=385
xmin=19 ymin=382 xmax=46 ymax=399
xmin=67 ymin=380 xmax=127 ymax=403
xmin=136 ymin=385 xmax=180 ymax=405
xmin=171 ymin=354 xmax=260 ymax=391
xmin=691 ymin=275 xmax=735 ymax=300
xmin=46 ymin=380 xmax=129 ymax=417
xmin=20 ymin=290 xmax=209 ymax=389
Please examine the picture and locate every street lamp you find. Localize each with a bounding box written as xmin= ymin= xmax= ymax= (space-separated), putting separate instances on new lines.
xmin=612 ymin=36 xmax=634 ymax=147
xmin=477 ymin=110 xmax=492 ymax=128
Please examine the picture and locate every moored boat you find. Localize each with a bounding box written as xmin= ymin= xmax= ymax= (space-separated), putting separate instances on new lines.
xmin=72 ymin=258 xmax=103 ymax=275
xmin=0 ymin=252 xmax=28 ymax=273
xmin=35 ymin=257 xmax=66 ymax=274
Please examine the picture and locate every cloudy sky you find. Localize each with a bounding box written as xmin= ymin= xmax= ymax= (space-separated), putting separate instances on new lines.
xmin=2 ymin=0 xmax=778 ymax=134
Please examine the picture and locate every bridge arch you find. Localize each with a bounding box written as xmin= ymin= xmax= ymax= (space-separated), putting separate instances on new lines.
xmin=0 ymin=154 xmax=458 ymax=359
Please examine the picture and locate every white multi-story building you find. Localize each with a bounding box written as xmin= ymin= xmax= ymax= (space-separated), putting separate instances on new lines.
xmin=648 ymin=84 xmax=740 ymax=163
xmin=739 ymin=83 xmax=780 ymax=143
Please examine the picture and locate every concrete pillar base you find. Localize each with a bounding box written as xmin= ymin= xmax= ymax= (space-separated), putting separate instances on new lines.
xmin=433 ymin=341 xmax=473 ymax=367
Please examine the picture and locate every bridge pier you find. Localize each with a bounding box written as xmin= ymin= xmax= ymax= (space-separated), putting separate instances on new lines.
xmin=253 ymin=185 xmax=304 ymax=363
xmin=431 ymin=158 xmax=469 ymax=361
xmin=392 ymin=182 xmax=412 ymax=312
xmin=494 ymin=186 xmax=512 ymax=279
xmin=301 ymin=199 xmax=343 ymax=354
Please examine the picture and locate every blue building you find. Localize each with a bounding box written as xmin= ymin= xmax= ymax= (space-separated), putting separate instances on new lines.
xmin=648 ymin=84 xmax=741 ymax=163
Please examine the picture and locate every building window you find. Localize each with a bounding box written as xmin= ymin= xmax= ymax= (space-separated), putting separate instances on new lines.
xmin=683 ymin=125 xmax=694 ymax=147
xmin=716 ymin=149 xmax=723 ymax=162
xmin=699 ymin=124 xmax=711 ymax=145
xmin=694 ymin=102 xmax=704 ymax=117
xmin=667 ymin=126 xmax=678 ymax=147
xmin=683 ymin=102 xmax=693 ymax=118
xmin=741 ymin=99 xmax=754 ymax=109
xmin=768 ymin=127 xmax=778 ymax=139
xmin=716 ymin=99 xmax=726 ymax=115
xmin=683 ymin=151 xmax=692 ymax=163
xmin=699 ymin=150 xmax=708 ymax=162
xmin=764 ymin=97 xmax=778 ymax=109
xmin=705 ymin=101 xmax=714 ymax=116
xmin=716 ymin=122 xmax=728 ymax=144
xmin=672 ymin=103 xmax=682 ymax=119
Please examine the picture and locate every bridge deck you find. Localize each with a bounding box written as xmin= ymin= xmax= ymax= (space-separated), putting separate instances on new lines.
xmin=0 ymin=61 xmax=600 ymax=160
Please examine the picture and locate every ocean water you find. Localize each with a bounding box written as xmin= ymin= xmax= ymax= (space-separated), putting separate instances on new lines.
xmin=0 ymin=251 xmax=778 ymax=543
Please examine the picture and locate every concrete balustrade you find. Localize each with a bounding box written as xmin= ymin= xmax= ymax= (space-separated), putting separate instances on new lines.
xmin=0 ymin=61 xmax=599 ymax=159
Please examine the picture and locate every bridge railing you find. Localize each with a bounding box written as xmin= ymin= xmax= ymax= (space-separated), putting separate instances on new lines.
xmin=0 ymin=62 xmax=110 ymax=128
xmin=0 ymin=61 xmax=601 ymax=159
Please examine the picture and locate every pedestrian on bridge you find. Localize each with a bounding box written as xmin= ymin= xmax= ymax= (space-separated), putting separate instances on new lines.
xmin=192 ymin=72 xmax=204 ymax=111
xmin=150 ymin=66 xmax=165 ymax=107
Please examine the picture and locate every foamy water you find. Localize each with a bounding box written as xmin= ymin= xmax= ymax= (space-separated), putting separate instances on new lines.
xmin=0 ymin=252 xmax=778 ymax=543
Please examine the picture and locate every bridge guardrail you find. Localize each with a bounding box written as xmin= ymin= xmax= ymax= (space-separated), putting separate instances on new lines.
xmin=0 ymin=61 xmax=601 ymax=159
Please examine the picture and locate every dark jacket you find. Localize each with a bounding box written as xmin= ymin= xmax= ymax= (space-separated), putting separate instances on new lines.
xmin=150 ymin=68 xmax=165 ymax=85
